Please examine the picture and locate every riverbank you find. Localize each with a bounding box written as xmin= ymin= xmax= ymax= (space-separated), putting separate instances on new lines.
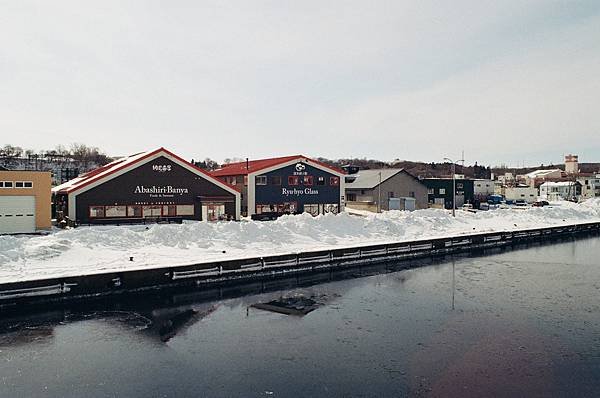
xmin=2 ymin=199 xmax=600 ymax=285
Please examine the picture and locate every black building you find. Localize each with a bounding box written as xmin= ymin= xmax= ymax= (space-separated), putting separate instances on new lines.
xmin=52 ymin=148 xmax=240 ymax=224
xmin=211 ymin=155 xmax=345 ymax=219
xmin=422 ymin=178 xmax=475 ymax=209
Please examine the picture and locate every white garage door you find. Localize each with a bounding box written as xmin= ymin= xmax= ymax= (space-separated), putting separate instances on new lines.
xmin=0 ymin=196 xmax=36 ymax=234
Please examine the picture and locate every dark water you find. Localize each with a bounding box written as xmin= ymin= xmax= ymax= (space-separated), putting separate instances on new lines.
xmin=1 ymin=237 xmax=600 ymax=397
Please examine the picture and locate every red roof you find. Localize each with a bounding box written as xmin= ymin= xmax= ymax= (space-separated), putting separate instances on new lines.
xmin=210 ymin=155 xmax=345 ymax=177
xmin=53 ymin=147 xmax=239 ymax=194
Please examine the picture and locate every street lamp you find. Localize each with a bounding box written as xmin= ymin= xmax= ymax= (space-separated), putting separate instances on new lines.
xmin=444 ymin=157 xmax=456 ymax=217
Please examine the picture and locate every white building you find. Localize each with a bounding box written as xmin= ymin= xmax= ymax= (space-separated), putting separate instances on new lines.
xmin=578 ymin=175 xmax=600 ymax=199
xmin=473 ymin=179 xmax=494 ymax=198
xmin=524 ymin=169 xmax=562 ymax=187
xmin=504 ymin=185 xmax=538 ymax=203
xmin=539 ymin=181 xmax=582 ymax=201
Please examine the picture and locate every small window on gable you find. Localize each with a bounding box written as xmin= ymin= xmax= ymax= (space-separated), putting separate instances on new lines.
xmin=288 ymin=176 xmax=299 ymax=186
xmin=256 ymin=175 xmax=267 ymax=185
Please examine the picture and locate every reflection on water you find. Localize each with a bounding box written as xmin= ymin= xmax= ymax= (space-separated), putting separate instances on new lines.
xmin=1 ymin=236 xmax=600 ymax=397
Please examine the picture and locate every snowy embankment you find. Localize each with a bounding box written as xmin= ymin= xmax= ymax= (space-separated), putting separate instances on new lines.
xmin=2 ymin=199 xmax=600 ymax=284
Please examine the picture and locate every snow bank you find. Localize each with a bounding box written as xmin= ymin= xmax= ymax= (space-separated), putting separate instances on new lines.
xmin=1 ymin=199 xmax=600 ymax=283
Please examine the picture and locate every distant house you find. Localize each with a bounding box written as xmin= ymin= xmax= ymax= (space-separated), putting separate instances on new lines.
xmin=539 ymin=181 xmax=582 ymax=201
xmin=503 ymin=185 xmax=538 ymax=203
xmin=345 ymin=169 xmax=427 ymax=211
xmin=422 ymin=178 xmax=475 ymax=209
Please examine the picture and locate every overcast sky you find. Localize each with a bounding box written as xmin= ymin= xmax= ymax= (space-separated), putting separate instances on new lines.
xmin=1 ymin=1 xmax=599 ymax=166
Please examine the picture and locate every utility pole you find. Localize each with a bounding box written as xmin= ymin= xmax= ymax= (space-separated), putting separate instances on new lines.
xmin=377 ymin=171 xmax=382 ymax=213
xmin=444 ymin=156 xmax=463 ymax=217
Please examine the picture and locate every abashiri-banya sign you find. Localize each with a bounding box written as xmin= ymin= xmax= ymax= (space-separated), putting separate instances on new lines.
xmin=134 ymin=185 xmax=189 ymax=197
xmin=282 ymin=187 xmax=319 ymax=196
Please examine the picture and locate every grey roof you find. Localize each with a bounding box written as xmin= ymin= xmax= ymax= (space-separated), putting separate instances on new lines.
xmin=345 ymin=169 xmax=406 ymax=189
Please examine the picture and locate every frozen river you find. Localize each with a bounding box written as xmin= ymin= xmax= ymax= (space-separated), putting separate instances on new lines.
xmin=1 ymin=236 xmax=599 ymax=397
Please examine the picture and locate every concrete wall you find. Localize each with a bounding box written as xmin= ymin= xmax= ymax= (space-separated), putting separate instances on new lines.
xmin=0 ymin=170 xmax=52 ymax=229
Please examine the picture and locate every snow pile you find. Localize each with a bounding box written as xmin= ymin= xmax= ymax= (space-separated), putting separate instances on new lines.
xmin=1 ymin=199 xmax=600 ymax=283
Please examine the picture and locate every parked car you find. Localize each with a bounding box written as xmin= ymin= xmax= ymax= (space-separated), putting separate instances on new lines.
xmin=532 ymin=200 xmax=550 ymax=207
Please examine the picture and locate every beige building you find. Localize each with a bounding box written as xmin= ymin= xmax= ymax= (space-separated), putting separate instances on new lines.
xmin=0 ymin=170 xmax=51 ymax=233
xmin=345 ymin=169 xmax=428 ymax=212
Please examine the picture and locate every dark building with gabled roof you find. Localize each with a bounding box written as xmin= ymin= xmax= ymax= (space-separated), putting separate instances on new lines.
xmin=211 ymin=155 xmax=345 ymax=219
xmin=52 ymin=148 xmax=240 ymax=224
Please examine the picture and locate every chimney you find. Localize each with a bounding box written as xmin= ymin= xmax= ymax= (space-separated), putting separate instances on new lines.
xmin=246 ymin=157 xmax=249 ymax=170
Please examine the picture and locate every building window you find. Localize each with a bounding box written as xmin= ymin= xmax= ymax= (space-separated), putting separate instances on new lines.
xmin=127 ymin=205 xmax=142 ymax=217
xmin=427 ymin=188 xmax=434 ymax=194
xmin=256 ymin=175 xmax=267 ymax=185
xmin=288 ymin=176 xmax=300 ymax=185
xmin=163 ymin=205 xmax=177 ymax=216
xmin=303 ymin=176 xmax=313 ymax=185
xmin=89 ymin=206 xmax=105 ymax=218
xmin=105 ymin=205 xmax=127 ymax=217
xmin=388 ymin=192 xmax=395 ymax=198
xmin=304 ymin=204 xmax=320 ymax=216
xmin=176 ymin=205 xmax=195 ymax=216
xmin=316 ymin=177 xmax=325 ymax=186
xmin=24 ymin=181 xmax=33 ymax=188
xmin=409 ymin=191 xmax=415 ymax=198
xmin=0 ymin=181 xmax=13 ymax=188
xmin=330 ymin=176 xmax=340 ymax=186
xmin=439 ymin=188 xmax=446 ymax=195
xmin=347 ymin=193 xmax=356 ymax=201
xmin=143 ymin=205 xmax=162 ymax=217
xmin=15 ymin=181 xmax=24 ymax=188
xmin=270 ymin=176 xmax=282 ymax=185
xmin=457 ymin=183 xmax=463 ymax=189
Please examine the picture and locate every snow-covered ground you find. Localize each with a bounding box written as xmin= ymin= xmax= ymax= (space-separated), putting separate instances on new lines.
xmin=2 ymin=199 xmax=600 ymax=284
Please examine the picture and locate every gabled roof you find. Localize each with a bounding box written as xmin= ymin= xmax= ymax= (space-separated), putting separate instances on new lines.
xmin=52 ymin=147 xmax=239 ymax=194
xmin=210 ymin=155 xmax=344 ymax=177
xmin=345 ymin=169 xmax=417 ymax=189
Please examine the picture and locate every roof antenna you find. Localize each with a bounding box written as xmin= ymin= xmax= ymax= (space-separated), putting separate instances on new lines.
xmin=246 ymin=157 xmax=249 ymax=170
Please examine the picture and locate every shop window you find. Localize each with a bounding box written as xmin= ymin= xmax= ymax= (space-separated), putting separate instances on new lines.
xmin=176 ymin=205 xmax=195 ymax=216
xmin=303 ymin=176 xmax=313 ymax=186
xmin=127 ymin=205 xmax=142 ymax=217
xmin=89 ymin=206 xmax=105 ymax=218
xmin=304 ymin=204 xmax=319 ymax=216
xmin=270 ymin=176 xmax=282 ymax=185
xmin=256 ymin=175 xmax=267 ymax=185
xmin=288 ymin=176 xmax=299 ymax=186
xmin=105 ymin=206 xmax=127 ymax=217
xmin=325 ymin=204 xmax=339 ymax=214
xmin=316 ymin=177 xmax=325 ymax=186
xmin=329 ymin=176 xmax=339 ymax=186
xmin=202 ymin=203 xmax=225 ymax=221
xmin=163 ymin=205 xmax=177 ymax=216
xmin=143 ymin=205 xmax=162 ymax=217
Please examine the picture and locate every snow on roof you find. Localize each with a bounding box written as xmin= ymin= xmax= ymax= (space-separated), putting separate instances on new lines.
xmin=345 ymin=169 xmax=407 ymax=189
xmin=540 ymin=181 xmax=578 ymax=187
xmin=525 ymin=169 xmax=562 ymax=178
xmin=210 ymin=155 xmax=344 ymax=177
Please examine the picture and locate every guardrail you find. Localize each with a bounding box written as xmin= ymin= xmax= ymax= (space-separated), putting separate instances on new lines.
xmin=2 ymin=221 xmax=600 ymax=309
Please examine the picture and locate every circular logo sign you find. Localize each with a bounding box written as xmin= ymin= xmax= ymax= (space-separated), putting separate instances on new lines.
xmin=295 ymin=163 xmax=306 ymax=172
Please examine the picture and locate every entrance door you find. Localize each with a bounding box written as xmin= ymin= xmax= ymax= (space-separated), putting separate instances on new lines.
xmin=0 ymin=196 xmax=36 ymax=234
xmin=202 ymin=203 xmax=225 ymax=221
